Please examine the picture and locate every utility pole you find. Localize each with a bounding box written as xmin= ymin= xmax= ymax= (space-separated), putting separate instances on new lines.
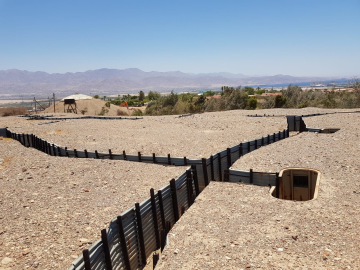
xmin=53 ymin=93 xmax=56 ymax=113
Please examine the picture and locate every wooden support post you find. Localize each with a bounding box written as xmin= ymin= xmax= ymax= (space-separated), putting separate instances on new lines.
xmin=138 ymin=152 xmax=142 ymax=162
xmin=239 ymin=143 xmax=243 ymax=157
xmin=226 ymin=148 xmax=231 ymax=168
xmin=202 ymin=158 xmax=209 ymax=186
xmin=160 ymin=229 xmax=166 ymax=252
xmin=52 ymin=144 xmax=56 ymax=156
xmin=166 ymin=221 xmax=171 ymax=235
xmin=191 ymin=165 xmax=200 ymax=196
xmin=217 ymin=153 xmax=222 ymax=182
xmin=247 ymin=141 xmax=251 ymax=153
xmin=210 ymin=155 xmax=214 ymax=181
xmin=74 ymin=149 xmax=78 ymax=158
xmin=170 ymin=179 xmax=180 ymax=222
xmin=224 ymin=169 xmax=230 ymax=182
xmin=26 ymin=134 xmax=30 ymax=147
xmin=65 ymin=147 xmax=69 ymax=157
xmin=95 ymin=150 xmax=99 ymax=159
xmin=84 ymin=149 xmax=88 ymax=158
xmin=109 ymin=149 xmax=113 ymax=160
xmin=57 ymin=146 xmax=61 ymax=156
xmin=186 ymin=169 xmax=194 ymax=206
xmin=135 ymin=203 xmax=147 ymax=266
xmin=181 ymin=206 xmax=185 ymax=216
xmin=167 ymin=154 xmax=171 ymax=165
xmin=273 ymin=133 xmax=276 ymax=142
xmin=157 ymin=190 xmax=166 ymax=230
xmin=250 ymin=169 xmax=253 ymax=184
xmin=123 ymin=150 xmax=127 ymax=160
xmin=261 ymin=136 xmax=264 ymax=147
xmin=153 ymin=253 xmax=159 ymax=270
xmin=83 ymin=249 xmax=91 ymax=270
xmin=117 ymin=216 xmax=131 ymax=270
xmin=101 ymin=229 xmax=113 ymax=270
xmin=255 ymin=139 xmax=258 ymax=149
xmin=183 ymin=156 xmax=187 ymax=166
xmin=150 ymin=189 xmax=160 ymax=249
xmin=267 ymin=134 xmax=270 ymax=144
xmin=276 ymin=172 xmax=280 ymax=198
xmin=152 ymin=153 xmax=156 ymax=163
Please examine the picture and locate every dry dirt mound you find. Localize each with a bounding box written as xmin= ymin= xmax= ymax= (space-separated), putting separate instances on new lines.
xmin=43 ymin=99 xmax=145 ymax=116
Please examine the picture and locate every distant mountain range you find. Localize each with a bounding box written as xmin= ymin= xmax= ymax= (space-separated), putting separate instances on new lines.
xmin=0 ymin=68 xmax=342 ymax=97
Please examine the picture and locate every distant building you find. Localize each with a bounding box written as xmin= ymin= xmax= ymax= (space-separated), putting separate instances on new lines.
xmin=261 ymin=93 xmax=282 ymax=96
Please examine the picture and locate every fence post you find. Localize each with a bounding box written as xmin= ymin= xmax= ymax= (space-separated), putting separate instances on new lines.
xmin=123 ymin=150 xmax=127 ymax=160
xmin=101 ymin=229 xmax=113 ymax=270
xmin=273 ymin=133 xmax=276 ymax=142
xmin=153 ymin=253 xmax=159 ymax=270
xmin=276 ymin=172 xmax=280 ymax=198
xmin=186 ymin=169 xmax=194 ymax=206
xmin=52 ymin=144 xmax=56 ymax=156
xmin=157 ymin=190 xmax=166 ymax=230
xmin=261 ymin=136 xmax=264 ymax=147
xmin=239 ymin=143 xmax=243 ymax=158
xmin=135 ymin=203 xmax=147 ymax=266
xmin=170 ymin=179 xmax=180 ymax=222
xmin=183 ymin=156 xmax=187 ymax=166
xmin=210 ymin=155 xmax=214 ymax=181
xmin=84 ymin=149 xmax=88 ymax=158
xmin=152 ymin=153 xmax=156 ymax=163
xmin=138 ymin=152 xmax=142 ymax=162
xmin=250 ymin=169 xmax=253 ymax=184
xmin=167 ymin=154 xmax=171 ymax=165
xmin=224 ymin=169 xmax=230 ymax=182
xmin=191 ymin=165 xmax=200 ymax=196
xmin=217 ymin=153 xmax=222 ymax=182
xmin=95 ymin=150 xmax=99 ymax=159
xmin=109 ymin=149 xmax=113 ymax=160
xmin=65 ymin=147 xmax=69 ymax=157
xmin=57 ymin=147 xmax=62 ymax=156
xmin=267 ymin=134 xmax=270 ymax=144
xmin=160 ymin=229 xmax=166 ymax=252
xmin=26 ymin=134 xmax=31 ymax=147
xmin=202 ymin=158 xmax=209 ymax=186
xmin=255 ymin=139 xmax=258 ymax=150
xmin=117 ymin=216 xmax=131 ymax=270
xmin=150 ymin=189 xmax=160 ymax=249
xmin=247 ymin=141 xmax=251 ymax=153
xmin=226 ymin=148 xmax=231 ymax=168
xmin=83 ymin=249 xmax=92 ymax=270
xmin=74 ymin=149 xmax=78 ymax=158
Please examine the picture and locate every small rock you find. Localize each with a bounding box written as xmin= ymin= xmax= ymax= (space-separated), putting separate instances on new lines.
xmin=84 ymin=189 xmax=89 ymax=192
xmin=334 ymin=257 xmax=341 ymax=261
xmin=277 ymin=248 xmax=283 ymax=252
xmin=33 ymin=261 xmax=39 ymax=268
xmin=292 ymin=235 xmax=298 ymax=240
xmin=284 ymin=226 xmax=289 ymax=229
xmin=225 ymin=256 xmax=231 ymax=260
xmin=174 ymin=249 xmax=179 ymax=254
xmin=246 ymin=265 xmax=251 ymax=268
xmin=1 ymin=257 xmax=13 ymax=265
xmin=71 ymin=255 xmax=78 ymax=259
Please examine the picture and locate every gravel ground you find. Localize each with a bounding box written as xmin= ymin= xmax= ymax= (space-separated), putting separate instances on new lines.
xmin=1 ymin=111 xmax=287 ymax=159
xmin=156 ymin=113 xmax=360 ymax=269
xmin=0 ymin=139 xmax=184 ymax=270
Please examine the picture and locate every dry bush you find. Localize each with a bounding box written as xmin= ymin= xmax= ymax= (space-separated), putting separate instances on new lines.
xmin=0 ymin=107 xmax=28 ymax=117
xmin=117 ymin=109 xmax=129 ymax=116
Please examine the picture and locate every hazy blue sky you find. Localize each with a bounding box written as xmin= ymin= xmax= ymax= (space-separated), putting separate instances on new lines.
xmin=0 ymin=0 xmax=359 ymax=77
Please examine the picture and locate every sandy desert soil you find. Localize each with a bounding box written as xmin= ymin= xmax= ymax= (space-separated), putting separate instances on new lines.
xmin=156 ymin=113 xmax=360 ymax=269
xmin=0 ymin=139 xmax=184 ymax=270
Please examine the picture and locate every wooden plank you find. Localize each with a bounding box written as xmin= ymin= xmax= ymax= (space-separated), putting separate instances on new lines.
xmin=74 ymin=149 xmax=78 ymax=158
xmin=167 ymin=154 xmax=171 ymax=165
xmin=226 ymin=148 xmax=231 ymax=168
xmin=123 ymin=150 xmax=127 ymax=160
xmin=84 ymin=149 xmax=88 ymax=158
xmin=250 ymin=169 xmax=253 ymax=184
xmin=138 ymin=152 xmax=142 ymax=162
xmin=186 ymin=169 xmax=194 ymax=206
xmin=210 ymin=155 xmax=214 ymax=181
xmin=109 ymin=149 xmax=113 ymax=160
